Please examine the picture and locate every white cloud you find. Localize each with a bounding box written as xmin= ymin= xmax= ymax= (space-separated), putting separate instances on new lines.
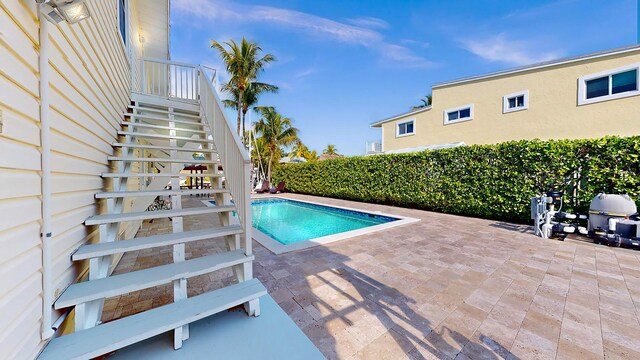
xmin=294 ymin=67 xmax=318 ymax=79
xmin=380 ymin=44 xmax=432 ymax=68
xmin=460 ymin=33 xmax=563 ymax=66
xmin=400 ymin=39 xmax=430 ymax=49
xmin=346 ymin=16 xmax=389 ymax=29
xmin=173 ymin=0 xmax=432 ymax=68
xmin=503 ymin=0 xmax=579 ymax=20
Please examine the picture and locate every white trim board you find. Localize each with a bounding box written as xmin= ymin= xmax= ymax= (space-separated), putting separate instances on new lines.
xmin=232 ymin=197 xmax=420 ymax=255
xmin=370 ymin=106 xmax=431 ymax=127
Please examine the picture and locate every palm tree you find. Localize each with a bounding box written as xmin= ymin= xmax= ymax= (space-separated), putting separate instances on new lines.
xmin=323 ymin=144 xmax=338 ymax=155
xmin=254 ymin=108 xmax=298 ymax=182
xmin=222 ymin=81 xmax=278 ymax=141
xmin=412 ymin=94 xmax=432 ymax=109
xmin=211 ymin=37 xmax=276 ymax=135
xmin=289 ymin=140 xmax=309 ymax=159
xmin=305 ymin=150 xmax=318 ymax=162
xmin=249 ymin=135 xmax=275 ymax=180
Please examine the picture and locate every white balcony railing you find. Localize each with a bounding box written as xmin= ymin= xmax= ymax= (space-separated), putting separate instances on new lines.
xmin=135 ymin=58 xmax=201 ymax=102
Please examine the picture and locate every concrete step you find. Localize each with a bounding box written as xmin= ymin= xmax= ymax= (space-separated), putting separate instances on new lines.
xmin=72 ymin=225 xmax=243 ymax=260
xmin=95 ymin=188 xmax=228 ymax=199
xmin=127 ymin=106 xmax=200 ymax=119
xmin=40 ymin=279 xmax=266 ymax=360
xmin=121 ymin=122 xmax=206 ymax=133
xmin=107 ymin=156 xmax=219 ymax=164
xmin=55 ymin=249 xmax=253 ymax=309
xmin=85 ymin=205 xmax=235 ymax=225
xmin=110 ymin=143 xmax=217 ymax=153
xmin=101 ymin=172 xmax=220 ymax=178
xmin=117 ymin=131 xmax=212 ymax=143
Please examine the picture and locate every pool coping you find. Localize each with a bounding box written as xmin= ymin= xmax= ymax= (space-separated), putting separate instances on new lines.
xmin=204 ymin=196 xmax=420 ymax=255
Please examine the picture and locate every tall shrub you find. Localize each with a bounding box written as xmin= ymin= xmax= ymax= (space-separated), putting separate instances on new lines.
xmin=273 ymin=136 xmax=640 ymax=223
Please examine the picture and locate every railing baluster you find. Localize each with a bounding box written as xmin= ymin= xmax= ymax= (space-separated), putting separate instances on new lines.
xmin=151 ymin=62 xmax=155 ymax=95
xmin=163 ymin=63 xmax=167 ymax=97
xmin=188 ymin=68 xmax=192 ymax=100
xmin=153 ymin=62 xmax=158 ymax=95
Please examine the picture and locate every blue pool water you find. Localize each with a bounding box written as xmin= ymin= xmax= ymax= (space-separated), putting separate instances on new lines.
xmin=251 ymin=198 xmax=398 ymax=245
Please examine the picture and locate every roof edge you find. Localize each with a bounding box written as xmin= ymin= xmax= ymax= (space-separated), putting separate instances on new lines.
xmin=433 ymin=44 xmax=640 ymax=89
xmin=370 ymin=106 xmax=432 ymax=127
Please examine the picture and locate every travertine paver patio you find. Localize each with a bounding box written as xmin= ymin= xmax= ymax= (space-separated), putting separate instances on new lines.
xmin=103 ymin=194 xmax=640 ymax=360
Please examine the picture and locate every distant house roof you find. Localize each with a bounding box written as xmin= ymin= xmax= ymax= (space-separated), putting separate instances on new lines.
xmin=318 ymin=154 xmax=344 ymax=161
xmin=433 ymin=44 xmax=640 ymax=88
xmin=279 ymin=156 xmax=307 ymax=164
xmin=370 ymin=106 xmax=431 ymax=127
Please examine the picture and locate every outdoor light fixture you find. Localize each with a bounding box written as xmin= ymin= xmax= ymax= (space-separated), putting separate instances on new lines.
xmin=39 ymin=0 xmax=91 ymax=24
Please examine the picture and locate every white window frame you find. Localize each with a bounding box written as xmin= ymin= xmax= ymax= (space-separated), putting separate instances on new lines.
xmin=396 ymin=119 xmax=415 ymax=138
xmin=578 ymin=63 xmax=640 ymax=106
xmin=118 ymin=0 xmax=129 ymax=47
xmin=503 ymin=90 xmax=529 ymax=113
xmin=443 ymin=104 xmax=474 ymax=125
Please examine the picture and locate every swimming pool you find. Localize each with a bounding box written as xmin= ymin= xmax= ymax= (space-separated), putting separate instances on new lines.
xmin=203 ymin=197 xmax=419 ymax=254
xmin=251 ymin=198 xmax=398 ymax=245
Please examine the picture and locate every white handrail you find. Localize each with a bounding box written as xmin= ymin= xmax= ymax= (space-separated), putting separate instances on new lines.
xmin=139 ymin=57 xmax=199 ymax=67
xmin=198 ymin=67 xmax=252 ymax=256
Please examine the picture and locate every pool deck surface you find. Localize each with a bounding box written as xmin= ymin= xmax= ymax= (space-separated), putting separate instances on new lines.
xmin=103 ymin=193 xmax=640 ymax=359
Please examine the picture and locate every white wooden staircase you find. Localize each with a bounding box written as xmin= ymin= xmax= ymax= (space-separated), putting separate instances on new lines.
xmin=39 ymin=61 xmax=263 ymax=359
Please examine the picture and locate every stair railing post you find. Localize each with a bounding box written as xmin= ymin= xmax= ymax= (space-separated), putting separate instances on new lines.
xmin=167 ymin=107 xmax=189 ymax=349
xmin=140 ymin=59 xmax=147 ymax=95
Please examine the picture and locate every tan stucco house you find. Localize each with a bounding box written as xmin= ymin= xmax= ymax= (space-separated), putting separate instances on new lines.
xmin=371 ymin=45 xmax=640 ymax=153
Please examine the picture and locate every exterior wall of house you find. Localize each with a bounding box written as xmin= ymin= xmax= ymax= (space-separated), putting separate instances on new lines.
xmin=0 ymin=1 xmax=147 ymax=358
xmin=379 ymin=50 xmax=640 ymax=151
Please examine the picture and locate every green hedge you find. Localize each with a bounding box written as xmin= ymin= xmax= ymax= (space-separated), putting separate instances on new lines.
xmin=273 ymin=136 xmax=640 ymax=223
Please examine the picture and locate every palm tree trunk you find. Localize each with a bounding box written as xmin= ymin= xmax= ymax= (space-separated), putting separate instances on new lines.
xmin=241 ymin=109 xmax=247 ymax=145
xmin=267 ymin=151 xmax=274 ymax=183
xmin=237 ymin=90 xmax=243 ymax=136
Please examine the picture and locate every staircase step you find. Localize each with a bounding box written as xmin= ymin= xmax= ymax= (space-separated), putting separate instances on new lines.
xmin=95 ymin=188 xmax=229 ymax=199
xmin=117 ymin=131 xmax=213 ymax=143
xmin=40 ymin=279 xmax=266 ymax=360
xmin=123 ymin=113 xmax=204 ymax=126
xmin=101 ymin=172 xmax=221 ymax=178
xmin=107 ymin=157 xmax=219 ymax=164
xmin=85 ymin=205 xmax=235 ymax=225
xmin=127 ymin=105 xmax=200 ymax=119
xmin=111 ymin=143 xmax=217 ymax=153
xmin=124 ymin=113 xmax=204 ymax=125
xmin=56 ymin=249 xmax=252 ymax=309
xmin=72 ymin=225 xmax=243 ymax=260
xmin=122 ymin=122 xmax=206 ymax=133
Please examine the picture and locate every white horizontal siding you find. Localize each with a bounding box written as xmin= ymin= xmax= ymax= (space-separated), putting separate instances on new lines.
xmin=0 ymin=4 xmax=45 ymax=357
xmin=0 ymin=0 xmax=146 ymax=357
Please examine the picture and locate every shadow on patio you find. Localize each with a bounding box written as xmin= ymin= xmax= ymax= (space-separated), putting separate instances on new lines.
xmin=255 ymin=244 xmax=517 ymax=360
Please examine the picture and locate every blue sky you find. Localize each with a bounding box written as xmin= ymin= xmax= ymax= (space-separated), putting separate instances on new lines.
xmin=171 ymin=0 xmax=638 ymax=155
